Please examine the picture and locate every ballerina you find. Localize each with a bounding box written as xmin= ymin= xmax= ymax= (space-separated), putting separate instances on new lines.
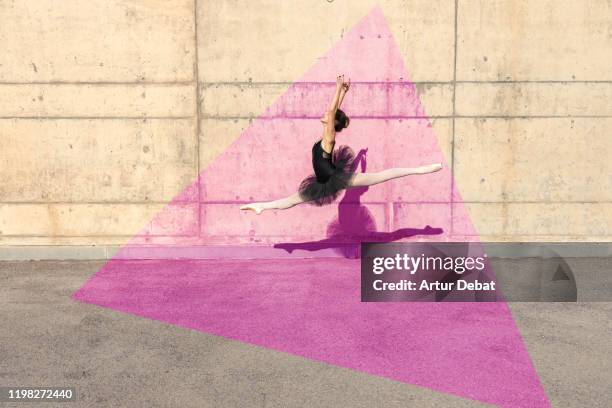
xmin=240 ymin=75 xmax=442 ymax=215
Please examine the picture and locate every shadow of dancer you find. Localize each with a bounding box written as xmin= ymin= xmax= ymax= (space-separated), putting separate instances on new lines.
xmin=274 ymin=148 xmax=443 ymax=258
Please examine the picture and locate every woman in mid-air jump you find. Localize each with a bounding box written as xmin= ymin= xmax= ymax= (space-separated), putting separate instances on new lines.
xmin=240 ymin=75 xmax=442 ymax=215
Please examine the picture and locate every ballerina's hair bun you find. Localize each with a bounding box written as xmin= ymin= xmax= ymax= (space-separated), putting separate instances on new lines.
xmin=334 ymin=109 xmax=350 ymax=132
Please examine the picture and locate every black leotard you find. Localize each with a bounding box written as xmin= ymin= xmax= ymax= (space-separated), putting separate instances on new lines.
xmin=312 ymin=140 xmax=336 ymax=183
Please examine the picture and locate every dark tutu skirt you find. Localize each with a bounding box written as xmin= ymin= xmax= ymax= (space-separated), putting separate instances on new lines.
xmin=298 ymin=145 xmax=357 ymax=206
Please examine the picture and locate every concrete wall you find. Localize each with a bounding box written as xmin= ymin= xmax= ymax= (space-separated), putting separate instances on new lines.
xmin=0 ymin=0 xmax=611 ymax=255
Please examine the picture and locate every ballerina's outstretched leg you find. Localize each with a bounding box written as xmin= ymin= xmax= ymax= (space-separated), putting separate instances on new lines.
xmin=348 ymin=162 xmax=442 ymax=188
xmin=240 ymin=163 xmax=442 ymax=214
xmin=240 ymin=192 xmax=309 ymax=214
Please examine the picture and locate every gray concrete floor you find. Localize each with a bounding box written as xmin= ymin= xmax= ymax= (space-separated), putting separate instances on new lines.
xmin=1 ymin=261 xmax=610 ymax=407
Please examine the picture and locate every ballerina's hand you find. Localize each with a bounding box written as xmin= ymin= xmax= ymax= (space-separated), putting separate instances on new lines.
xmin=342 ymin=78 xmax=351 ymax=92
xmin=336 ymin=74 xmax=344 ymax=88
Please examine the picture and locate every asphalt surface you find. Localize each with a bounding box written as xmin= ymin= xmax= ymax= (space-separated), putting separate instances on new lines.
xmin=1 ymin=260 xmax=610 ymax=407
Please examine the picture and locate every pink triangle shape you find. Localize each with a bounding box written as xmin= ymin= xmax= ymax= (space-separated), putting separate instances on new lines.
xmin=72 ymin=6 xmax=549 ymax=407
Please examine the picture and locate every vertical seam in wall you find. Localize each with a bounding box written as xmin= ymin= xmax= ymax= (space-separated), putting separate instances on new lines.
xmin=451 ymin=0 xmax=459 ymax=237
xmin=193 ymin=0 xmax=202 ymax=237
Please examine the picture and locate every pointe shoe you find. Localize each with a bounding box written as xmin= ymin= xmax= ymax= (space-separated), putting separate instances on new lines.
xmin=421 ymin=163 xmax=443 ymax=173
xmin=240 ymin=203 xmax=264 ymax=215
